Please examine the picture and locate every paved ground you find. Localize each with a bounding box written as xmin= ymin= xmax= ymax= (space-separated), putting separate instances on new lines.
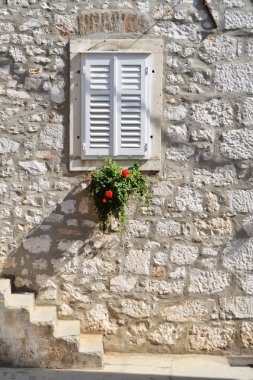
xmin=0 ymin=353 xmax=252 ymax=380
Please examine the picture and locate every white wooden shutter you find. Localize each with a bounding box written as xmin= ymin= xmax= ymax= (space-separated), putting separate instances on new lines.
xmin=116 ymin=54 xmax=149 ymax=157
xmin=81 ymin=55 xmax=113 ymax=158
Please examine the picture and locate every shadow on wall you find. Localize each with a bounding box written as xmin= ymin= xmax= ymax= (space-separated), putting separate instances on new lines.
xmin=0 ymin=184 xmax=119 ymax=295
xmin=0 ymin=369 xmax=237 ymax=380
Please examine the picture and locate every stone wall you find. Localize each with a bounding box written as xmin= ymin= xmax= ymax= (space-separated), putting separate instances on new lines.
xmin=0 ymin=0 xmax=253 ymax=355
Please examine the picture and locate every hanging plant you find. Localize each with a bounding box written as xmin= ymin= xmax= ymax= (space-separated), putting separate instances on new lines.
xmin=87 ymin=160 xmax=149 ymax=231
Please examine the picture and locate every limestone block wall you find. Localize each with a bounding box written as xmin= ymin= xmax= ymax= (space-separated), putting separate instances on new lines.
xmin=0 ymin=0 xmax=253 ymax=355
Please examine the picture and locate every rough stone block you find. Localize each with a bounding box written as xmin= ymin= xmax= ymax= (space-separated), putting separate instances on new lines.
xmin=0 ymin=138 xmax=19 ymax=154
xmin=220 ymin=296 xmax=253 ymax=318
xmin=189 ymin=324 xmax=235 ymax=351
xmin=228 ymin=190 xmax=253 ymax=212
xmin=156 ymin=220 xmax=181 ymax=237
xmin=110 ymin=275 xmax=137 ymax=292
xmin=154 ymin=22 xmax=199 ymax=41
xmin=215 ymin=64 xmax=253 ymax=92
xmin=164 ymin=105 xmax=188 ymax=121
xmin=189 ymin=269 xmax=231 ymax=294
xmin=23 ymin=235 xmax=52 ymax=254
xmin=148 ymin=324 xmax=182 ymax=345
xmin=199 ymin=35 xmax=237 ymax=63
xmin=124 ymin=249 xmax=151 ymax=275
xmin=121 ymin=299 xmax=151 ymax=318
xmin=225 ymin=10 xmax=253 ymax=29
xmin=192 ymin=166 xmax=237 ymax=188
xmin=166 ymin=145 xmax=195 ymax=161
xmin=196 ymin=217 xmax=233 ymax=238
xmin=19 ymin=161 xmax=47 ymax=175
xmin=192 ymin=99 xmax=233 ymax=126
xmin=241 ymin=321 xmax=253 ymax=348
xmin=141 ymin=279 xmax=185 ymax=295
xmin=223 ymin=238 xmax=253 ymax=271
xmin=161 ymin=299 xmax=213 ymax=322
xmin=175 ymin=187 xmax=203 ymax=213
xmin=170 ymin=243 xmax=199 ymax=265
xmin=220 ymin=129 xmax=253 ymax=159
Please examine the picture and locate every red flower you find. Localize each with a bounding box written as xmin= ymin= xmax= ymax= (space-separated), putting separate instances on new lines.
xmin=105 ymin=190 xmax=113 ymax=198
xmin=122 ymin=169 xmax=130 ymax=178
xmin=102 ymin=198 xmax=107 ymax=203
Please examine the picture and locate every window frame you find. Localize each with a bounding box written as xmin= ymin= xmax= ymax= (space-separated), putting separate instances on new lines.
xmin=69 ymin=38 xmax=163 ymax=171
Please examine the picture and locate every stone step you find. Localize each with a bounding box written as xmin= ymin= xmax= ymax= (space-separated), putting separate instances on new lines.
xmin=5 ymin=293 xmax=34 ymax=311
xmin=30 ymin=305 xmax=57 ymax=324
xmin=0 ymin=279 xmax=11 ymax=300
xmin=79 ymin=334 xmax=104 ymax=354
xmin=54 ymin=319 xmax=80 ymax=338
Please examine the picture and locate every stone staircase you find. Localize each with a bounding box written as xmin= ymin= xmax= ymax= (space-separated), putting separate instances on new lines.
xmin=0 ymin=279 xmax=104 ymax=369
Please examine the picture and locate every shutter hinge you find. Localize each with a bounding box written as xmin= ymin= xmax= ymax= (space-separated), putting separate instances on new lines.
xmin=145 ymin=143 xmax=148 ymax=152
xmin=145 ymin=67 xmax=148 ymax=75
xmin=83 ymin=66 xmax=86 ymax=74
xmin=82 ymin=143 xmax=86 ymax=153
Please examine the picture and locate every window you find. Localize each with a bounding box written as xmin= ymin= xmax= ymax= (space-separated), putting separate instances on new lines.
xmin=70 ymin=39 xmax=163 ymax=171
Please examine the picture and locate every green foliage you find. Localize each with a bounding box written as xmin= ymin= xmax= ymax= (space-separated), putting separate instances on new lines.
xmin=87 ymin=160 xmax=149 ymax=231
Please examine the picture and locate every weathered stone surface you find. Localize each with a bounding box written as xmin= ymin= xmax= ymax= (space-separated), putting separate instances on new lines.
xmin=228 ymin=190 xmax=253 ymax=213
xmin=166 ymin=124 xmax=188 ymax=143
xmin=224 ymin=0 xmax=246 ymax=8
xmin=206 ymin=193 xmax=220 ymax=212
xmin=39 ymin=124 xmax=64 ymax=150
xmin=154 ymin=22 xmax=199 ymax=41
xmin=110 ymin=275 xmax=137 ymax=292
xmin=19 ymin=161 xmax=47 ymax=175
xmin=153 ymin=252 xmax=168 ymax=266
xmin=151 ymin=4 xmax=172 ymax=20
xmin=220 ymin=129 xmax=253 ymax=159
xmin=220 ymin=296 xmax=253 ymax=318
xmin=239 ymin=97 xmax=253 ymax=126
xmin=141 ymin=279 xmax=185 ymax=295
xmin=192 ymin=99 xmax=233 ymax=127
xmin=121 ymin=299 xmax=151 ymax=318
xmin=152 ymin=182 xmax=173 ymax=197
xmin=0 ymin=183 xmax=7 ymax=195
xmin=189 ymin=269 xmax=231 ymax=294
xmin=191 ymin=129 xmax=214 ymax=142
xmin=161 ymin=299 xmax=212 ymax=322
xmin=192 ymin=166 xmax=237 ymax=188
xmin=175 ymin=187 xmax=203 ymax=213
xmin=170 ymin=243 xmax=199 ymax=265
xmin=189 ymin=324 xmax=235 ymax=351
xmin=156 ymin=220 xmax=181 ymax=236
xmin=199 ymin=35 xmax=237 ymax=63
xmin=19 ymin=18 xmax=40 ymax=31
xmin=241 ymin=322 xmax=253 ymax=348
xmin=126 ymin=220 xmax=150 ymax=238
xmin=223 ymin=238 xmax=253 ymax=271
xmin=166 ymin=145 xmax=195 ymax=161
xmin=164 ymin=105 xmax=188 ymax=121
xmin=242 ymin=215 xmax=253 ymax=236
xmin=124 ymin=249 xmax=151 ymax=275
xmin=23 ymin=235 xmax=52 ymax=254
xmin=196 ymin=218 xmax=233 ymax=238
xmin=83 ymin=304 xmax=117 ymax=333
xmin=60 ymin=200 xmax=76 ymax=214
xmin=148 ymin=324 xmax=182 ymax=345
xmin=238 ymin=274 xmax=253 ymax=295
xmin=0 ymin=138 xmax=19 ymax=154
xmin=225 ymin=10 xmax=253 ymax=29
xmin=215 ymin=64 xmax=253 ymax=92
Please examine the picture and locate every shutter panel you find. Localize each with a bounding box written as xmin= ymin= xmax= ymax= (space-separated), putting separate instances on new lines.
xmin=81 ymin=55 xmax=113 ymax=158
xmin=116 ymin=55 xmax=149 ymax=157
